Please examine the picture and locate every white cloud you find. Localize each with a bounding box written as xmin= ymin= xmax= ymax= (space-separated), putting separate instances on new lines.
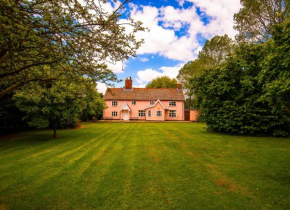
xmin=97 ymin=82 xmax=107 ymax=94
xmin=130 ymin=5 xmax=200 ymax=62
xmin=127 ymin=1 xmax=241 ymax=62
xmin=106 ymin=61 xmax=126 ymax=73
xmin=134 ymin=84 xmax=146 ymax=88
xmin=139 ymin=57 xmax=149 ymax=62
xmin=136 ymin=69 xmax=163 ymax=84
xmin=187 ymin=0 xmax=242 ymax=38
xmin=136 ymin=63 xmax=184 ymax=85
xmin=177 ymin=0 xmax=185 ymax=6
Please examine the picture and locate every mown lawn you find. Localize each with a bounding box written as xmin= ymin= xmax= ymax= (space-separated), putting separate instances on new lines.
xmin=0 ymin=122 xmax=290 ymax=210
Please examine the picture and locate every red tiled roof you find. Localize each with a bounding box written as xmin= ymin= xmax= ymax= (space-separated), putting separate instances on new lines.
xmin=104 ymin=88 xmax=185 ymax=101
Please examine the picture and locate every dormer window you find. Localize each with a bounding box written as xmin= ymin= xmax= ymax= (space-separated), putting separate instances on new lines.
xmin=112 ymin=101 xmax=118 ymax=106
xmin=169 ymin=101 xmax=176 ymax=106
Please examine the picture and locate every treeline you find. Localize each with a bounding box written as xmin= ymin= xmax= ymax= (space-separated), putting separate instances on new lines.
xmin=178 ymin=0 xmax=290 ymax=136
xmin=0 ymin=0 xmax=144 ymax=137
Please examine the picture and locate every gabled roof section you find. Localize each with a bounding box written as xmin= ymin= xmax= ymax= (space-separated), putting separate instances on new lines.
xmin=104 ymin=88 xmax=185 ymax=101
xmin=119 ymin=103 xmax=131 ymax=111
xmin=145 ymin=99 xmax=168 ymax=110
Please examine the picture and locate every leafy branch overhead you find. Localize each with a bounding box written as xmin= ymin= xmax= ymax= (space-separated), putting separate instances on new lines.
xmin=0 ymin=0 xmax=145 ymax=98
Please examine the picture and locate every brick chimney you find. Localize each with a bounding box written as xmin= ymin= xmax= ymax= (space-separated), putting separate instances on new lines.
xmin=177 ymin=83 xmax=182 ymax=90
xmin=125 ymin=76 xmax=133 ymax=90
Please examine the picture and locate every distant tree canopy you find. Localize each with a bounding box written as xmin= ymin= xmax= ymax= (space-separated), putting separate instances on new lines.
xmin=146 ymin=76 xmax=178 ymax=88
xmin=0 ymin=0 xmax=144 ymax=98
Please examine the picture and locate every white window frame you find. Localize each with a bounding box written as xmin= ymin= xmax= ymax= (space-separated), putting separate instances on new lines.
xmin=156 ymin=110 xmax=162 ymax=117
xmin=150 ymin=101 xmax=155 ymax=105
xmin=148 ymin=110 xmax=151 ymax=117
xmin=138 ymin=110 xmax=145 ymax=117
xmin=112 ymin=111 xmax=118 ymax=117
xmin=169 ymin=101 xmax=176 ymax=106
xmin=169 ymin=110 xmax=176 ymax=118
xmin=112 ymin=101 xmax=118 ymax=106
xmin=132 ymin=100 xmax=136 ymax=105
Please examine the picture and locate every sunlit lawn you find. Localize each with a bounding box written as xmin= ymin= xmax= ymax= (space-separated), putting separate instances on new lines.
xmin=0 ymin=122 xmax=289 ymax=210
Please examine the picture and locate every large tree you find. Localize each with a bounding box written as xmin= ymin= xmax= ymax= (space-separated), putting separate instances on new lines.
xmin=177 ymin=35 xmax=234 ymax=108
xmin=0 ymin=0 xmax=144 ymax=98
xmin=234 ymin=0 xmax=289 ymax=42
xmin=14 ymin=76 xmax=105 ymax=138
xmin=146 ymin=76 xmax=178 ymax=88
xmin=192 ymin=18 xmax=290 ymax=136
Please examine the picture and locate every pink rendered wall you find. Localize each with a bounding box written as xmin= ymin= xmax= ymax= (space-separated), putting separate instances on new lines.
xmin=190 ymin=110 xmax=199 ymax=121
xmin=146 ymin=103 xmax=165 ymax=121
xmin=164 ymin=101 xmax=184 ymax=121
xmin=103 ymin=100 xmax=184 ymax=121
xmin=103 ymin=100 xmax=149 ymax=120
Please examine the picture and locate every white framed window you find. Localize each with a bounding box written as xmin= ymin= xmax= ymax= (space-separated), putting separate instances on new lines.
xmin=138 ymin=110 xmax=145 ymax=117
xmin=156 ymin=110 xmax=162 ymax=117
xmin=169 ymin=110 xmax=176 ymax=118
xmin=112 ymin=101 xmax=118 ymax=106
xmin=169 ymin=101 xmax=176 ymax=106
xmin=132 ymin=100 xmax=136 ymax=105
xmin=148 ymin=110 xmax=151 ymax=117
xmin=112 ymin=111 xmax=118 ymax=117
xmin=150 ymin=101 xmax=155 ymax=105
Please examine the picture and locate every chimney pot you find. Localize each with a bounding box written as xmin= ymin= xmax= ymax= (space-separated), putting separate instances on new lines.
xmin=125 ymin=76 xmax=133 ymax=90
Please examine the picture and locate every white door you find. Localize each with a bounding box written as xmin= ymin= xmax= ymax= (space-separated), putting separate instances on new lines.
xmin=123 ymin=110 xmax=129 ymax=120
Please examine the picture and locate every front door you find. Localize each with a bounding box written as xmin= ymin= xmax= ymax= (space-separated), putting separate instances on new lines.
xmin=123 ymin=110 xmax=129 ymax=120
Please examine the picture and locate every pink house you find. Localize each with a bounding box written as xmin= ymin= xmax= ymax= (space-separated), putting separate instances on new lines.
xmin=103 ymin=77 xmax=185 ymax=121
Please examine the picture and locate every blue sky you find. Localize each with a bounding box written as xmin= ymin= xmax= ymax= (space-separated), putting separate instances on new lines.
xmin=97 ymin=0 xmax=242 ymax=93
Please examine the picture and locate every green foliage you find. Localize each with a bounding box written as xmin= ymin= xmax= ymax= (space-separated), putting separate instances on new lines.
xmin=234 ymin=0 xmax=288 ymax=42
xmin=0 ymin=0 xmax=144 ymax=98
xmin=146 ymin=76 xmax=178 ymax=88
xmin=177 ymin=35 xmax=234 ymax=108
xmin=192 ymin=26 xmax=290 ymax=136
xmin=198 ymin=34 xmax=234 ymax=66
xmin=258 ymin=17 xmax=290 ymax=109
xmin=14 ymin=76 xmax=105 ymax=137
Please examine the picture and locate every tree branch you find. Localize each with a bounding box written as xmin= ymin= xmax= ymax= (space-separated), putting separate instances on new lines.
xmin=0 ymin=78 xmax=57 ymax=99
xmin=0 ymin=61 xmax=58 ymax=79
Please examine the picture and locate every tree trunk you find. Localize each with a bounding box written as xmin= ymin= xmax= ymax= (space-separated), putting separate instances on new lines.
xmin=53 ymin=124 xmax=57 ymax=138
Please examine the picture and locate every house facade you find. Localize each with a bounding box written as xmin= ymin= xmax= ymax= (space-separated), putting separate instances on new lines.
xmin=103 ymin=77 xmax=185 ymax=121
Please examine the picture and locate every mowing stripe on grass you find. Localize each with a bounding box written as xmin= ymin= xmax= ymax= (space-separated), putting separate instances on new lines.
xmin=0 ymin=123 xmax=289 ymax=210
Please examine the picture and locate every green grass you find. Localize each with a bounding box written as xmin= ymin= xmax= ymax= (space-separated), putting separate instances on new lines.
xmin=0 ymin=122 xmax=290 ymax=210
